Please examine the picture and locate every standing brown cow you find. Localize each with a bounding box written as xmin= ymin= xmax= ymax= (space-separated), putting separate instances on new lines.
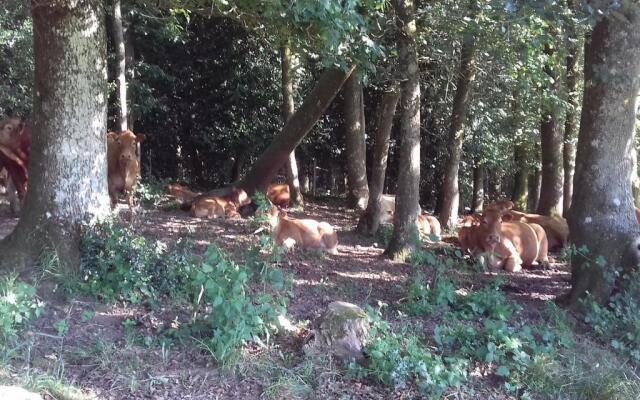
xmin=0 ymin=117 xmax=31 ymax=200
xmin=107 ymin=130 xmax=145 ymax=210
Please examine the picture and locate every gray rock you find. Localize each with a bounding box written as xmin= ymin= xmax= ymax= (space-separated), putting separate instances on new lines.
xmin=308 ymin=301 xmax=370 ymax=362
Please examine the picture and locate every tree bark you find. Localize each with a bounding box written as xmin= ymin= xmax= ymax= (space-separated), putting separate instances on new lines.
xmin=0 ymin=0 xmax=110 ymax=274
xmin=280 ymin=45 xmax=303 ymax=207
xmin=528 ymin=166 xmax=542 ymax=212
xmin=357 ymin=87 xmax=400 ymax=235
xmin=566 ymin=9 xmax=640 ymax=305
xmin=471 ymin=160 xmax=484 ymax=213
xmin=563 ymin=28 xmax=580 ymax=216
xmin=631 ymin=144 xmax=640 ymax=207
xmin=344 ymin=74 xmax=369 ymax=210
xmin=537 ymin=47 xmax=564 ymax=216
xmin=511 ymin=144 xmax=529 ymax=210
xmin=385 ymin=0 xmax=421 ymax=260
xmin=239 ymin=67 xmax=354 ymax=195
xmin=439 ymin=31 xmax=476 ymax=229
xmin=110 ymin=0 xmax=128 ymax=131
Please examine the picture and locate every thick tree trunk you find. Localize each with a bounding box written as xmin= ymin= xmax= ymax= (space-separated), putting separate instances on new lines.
xmin=632 ymin=145 xmax=640 ymax=207
xmin=439 ymin=33 xmax=476 ymax=229
xmin=528 ymin=166 xmax=542 ymax=212
xmin=111 ymin=0 xmax=128 ymax=131
xmin=344 ymin=74 xmax=369 ymax=210
xmin=537 ymin=50 xmax=564 ymax=216
xmin=471 ymin=161 xmax=484 ymax=213
xmin=280 ymin=45 xmax=303 ymax=207
xmin=563 ymin=34 xmax=580 ymax=216
xmin=385 ymin=0 xmax=420 ymax=260
xmin=566 ymin=10 xmax=640 ymax=306
xmin=239 ymin=67 xmax=354 ymax=195
xmin=124 ymin=24 xmax=135 ymax=130
xmin=0 ymin=0 xmax=110 ymax=274
xmin=357 ymin=87 xmax=400 ymax=235
xmin=511 ymin=144 xmax=529 ymax=210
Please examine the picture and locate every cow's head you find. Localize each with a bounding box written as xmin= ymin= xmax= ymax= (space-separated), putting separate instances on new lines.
xmin=228 ymin=187 xmax=251 ymax=207
xmin=267 ymin=206 xmax=286 ymax=228
xmin=0 ymin=117 xmax=23 ymax=146
xmin=479 ymin=206 xmax=507 ymax=251
xmin=109 ymin=130 xmax=145 ymax=167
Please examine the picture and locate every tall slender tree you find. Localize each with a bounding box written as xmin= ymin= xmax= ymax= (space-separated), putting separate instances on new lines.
xmin=357 ymin=87 xmax=400 ymax=234
xmin=344 ymin=73 xmax=369 ymax=210
xmin=385 ymin=0 xmax=421 ymax=260
xmin=438 ymin=11 xmax=477 ymax=229
xmin=566 ymin=6 xmax=640 ymax=305
xmin=111 ymin=0 xmax=128 ymax=131
xmin=280 ymin=44 xmax=303 ymax=206
xmin=537 ymin=46 xmax=564 ymax=216
xmin=0 ymin=0 xmax=110 ymax=273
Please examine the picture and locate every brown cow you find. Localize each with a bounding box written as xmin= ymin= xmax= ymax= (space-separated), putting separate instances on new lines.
xmin=267 ymin=183 xmax=290 ymax=208
xmin=416 ymin=214 xmax=441 ymax=240
xmin=166 ymin=184 xmax=201 ymax=205
xmin=458 ymin=206 xmax=548 ymax=272
xmin=191 ymin=187 xmax=250 ymax=219
xmin=267 ymin=207 xmax=338 ymax=254
xmin=486 ymin=200 xmax=569 ymax=250
xmin=107 ymin=130 xmax=145 ymax=210
xmin=0 ymin=117 xmax=31 ymax=200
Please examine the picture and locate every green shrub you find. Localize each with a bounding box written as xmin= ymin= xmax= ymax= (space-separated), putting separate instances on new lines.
xmin=134 ymin=178 xmax=170 ymax=207
xmin=77 ymin=221 xmax=194 ymax=304
xmin=348 ymin=307 xmax=467 ymax=395
xmin=188 ymin=239 xmax=290 ymax=363
xmin=0 ymin=276 xmax=44 ymax=348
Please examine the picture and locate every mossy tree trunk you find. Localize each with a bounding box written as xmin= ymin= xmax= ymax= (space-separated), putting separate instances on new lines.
xmin=344 ymin=74 xmax=369 ymax=210
xmin=356 ymin=87 xmax=400 ymax=235
xmin=385 ymin=0 xmax=421 ymax=260
xmin=280 ymin=45 xmax=303 ymax=207
xmin=0 ymin=0 xmax=110 ymax=274
xmin=566 ymin=9 xmax=640 ymax=306
xmin=563 ymin=17 xmax=581 ymax=216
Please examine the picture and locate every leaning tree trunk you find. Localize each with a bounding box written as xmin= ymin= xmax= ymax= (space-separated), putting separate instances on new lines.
xmin=239 ymin=67 xmax=354 ymax=195
xmin=563 ymin=21 xmax=581 ymax=216
xmin=471 ymin=160 xmax=484 ymax=213
xmin=356 ymin=87 xmax=400 ymax=235
xmin=280 ymin=45 xmax=303 ymax=207
xmin=344 ymin=74 xmax=369 ymax=210
xmin=0 ymin=0 xmax=110 ymax=274
xmin=111 ymin=0 xmax=128 ymax=131
xmin=537 ymin=48 xmax=564 ymax=216
xmin=511 ymin=144 xmax=529 ymax=210
xmin=385 ymin=0 xmax=421 ymax=260
xmin=438 ymin=28 xmax=476 ymax=230
xmin=566 ymin=9 xmax=640 ymax=306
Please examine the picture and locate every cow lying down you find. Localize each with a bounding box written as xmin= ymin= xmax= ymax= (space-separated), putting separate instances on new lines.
xmin=267 ymin=207 xmax=338 ymax=254
xmin=190 ymin=187 xmax=251 ymax=219
xmin=378 ymin=194 xmax=441 ymax=240
xmin=458 ymin=205 xmax=549 ymax=272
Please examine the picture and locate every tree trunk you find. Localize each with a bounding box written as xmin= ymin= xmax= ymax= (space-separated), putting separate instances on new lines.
xmin=528 ymin=166 xmax=542 ymax=212
xmin=439 ymin=31 xmax=476 ymax=230
xmin=0 ymin=0 xmax=110 ymax=274
xmin=110 ymin=0 xmax=128 ymax=131
xmin=311 ymin=158 xmax=317 ymax=196
xmin=280 ymin=45 xmax=303 ymax=207
xmin=230 ymin=147 xmax=247 ymax=183
xmin=344 ymin=74 xmax=369 ymax=210
xmin=357 ymin=87 xmax=400 ymax=234
xmin=566 ymin=10 xmax=640 ymax=306
xmin=563 ymin=30 xmax=580 ymax=216
xmin=631 ymin=145 xmax=640 ymax=207
xmin=471 ymin=161 xmax=484 ymax=213
xmin=385 ymin=0 xmax=421 ymax=260
xmin=239 ymin=67 xmax=354 ymax=195
xmin=511 ymin=144 xmax=529 ymax=210
xmin=537 ymin=48 xmax=564 ymax=216
xmin=124 ymin=23 xmax=135 ymax=130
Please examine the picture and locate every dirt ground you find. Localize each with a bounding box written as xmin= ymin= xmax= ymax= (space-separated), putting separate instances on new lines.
xmin=0 ymin=197 xmax=572 ymax=399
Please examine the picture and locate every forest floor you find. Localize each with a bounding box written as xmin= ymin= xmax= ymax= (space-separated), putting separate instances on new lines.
xmin=0 ymin=195 xmax=635 ymax=400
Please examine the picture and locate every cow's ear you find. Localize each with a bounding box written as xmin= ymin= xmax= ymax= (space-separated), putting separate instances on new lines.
xmin=106 ymin=132 xmax=117 ymax=140
xmin=136 ymin=134 xmax=146 ymax=143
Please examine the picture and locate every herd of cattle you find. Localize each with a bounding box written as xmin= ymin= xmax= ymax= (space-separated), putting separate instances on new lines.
xmin=0 ymin=118 xmax=635 ymax=273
